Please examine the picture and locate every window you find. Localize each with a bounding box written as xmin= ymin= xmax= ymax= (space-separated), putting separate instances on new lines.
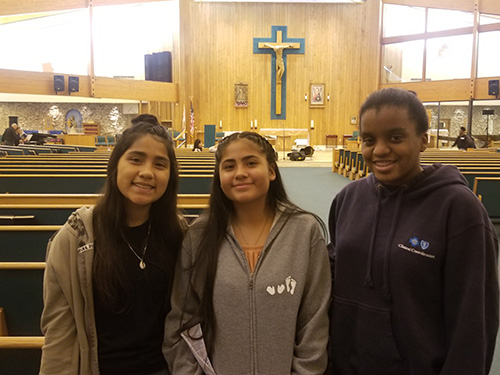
xmin=381 ymin=40 xmax=424 ymax=83
xmin=0 ymin=10 xmax=90 ymax=74
xmin=426 ymin=35 xmax=472 ymax=80
xmin=477 ymin=31 xmax=500 ymax=78
xmin=92 ymin=2 xmax=177 ymax=80
xmin=427 ymin=8 xmax=473 ymax=32
xmin=382 ymin=4 xmax=425 ymax=38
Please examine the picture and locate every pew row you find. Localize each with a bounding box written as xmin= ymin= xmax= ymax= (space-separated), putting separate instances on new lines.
xmin=473 ymin=177 xmax=500 ymax=222
xmin=0 ymin=174 xmax=214 ymax=194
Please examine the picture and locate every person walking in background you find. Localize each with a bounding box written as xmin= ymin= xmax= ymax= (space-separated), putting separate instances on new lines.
xmin=328 ymin=88 xmax=498 ymax=374
xmin=452 ymin=126 xmax=476 ymax=150
xmin=40 ymin=122 xmax=185 ymax=375
xmin=165 ymin=131 xmax=330 ymax=375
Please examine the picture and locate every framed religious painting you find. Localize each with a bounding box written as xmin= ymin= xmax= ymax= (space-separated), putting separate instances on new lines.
xmin=309 ymin=83 xmax=325 ymax=108
xmin=235 ymin=82 xmax=249 ymax=107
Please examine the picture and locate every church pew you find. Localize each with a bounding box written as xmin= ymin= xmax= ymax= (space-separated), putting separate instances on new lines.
xmin=0 ymin=263 xmax=44 ymax=375
xmin=0 ymin=193 xmax=209 ymax=225
xmin=0 ymin=342 xmax=42 ymax=375
xmin=0 ymin=264 xmax=45 ymax=336
xmin=0 ymin=190 xmax=210 ymax=339
xmin=0 ymin=174 xmax=213 ymax=194
xmin=350 ymin=152 xmax=366 ymax=180
xmin=0 ymin=167 xmax=215 ymax=175
xmin=331 ymin=148 xmax=340 ymax=173
xmin=473 ymin=177 xmax=500 ymax=221
xmin=337 ymin=149 xmax=351 ymax=176
xmin=459 ymin=171 xmax=500 ymax=188
xmin=0 ymin=147 xmax=24 ymax=155
xmin=343 ymin=150 xmax=359 ymax=178
xmin=0 ymin=226 xmax=58 ymax=262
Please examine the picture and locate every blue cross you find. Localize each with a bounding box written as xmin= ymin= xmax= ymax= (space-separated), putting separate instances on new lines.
xmin=254 ymin=26 xmax=305 ymax=120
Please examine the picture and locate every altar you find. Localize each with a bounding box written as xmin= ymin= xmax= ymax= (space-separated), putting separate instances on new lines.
xmin=259 ymin=128 xmax=309 ymax=153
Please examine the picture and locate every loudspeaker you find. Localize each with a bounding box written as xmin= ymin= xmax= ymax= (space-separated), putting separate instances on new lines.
xmin=68 ymin=76 xmax=79 ymax=93
xmin=145 ymin=51 xmax=172 ymax=82
xmin=488 ymin=80 xmax=499 ymax=96
xmin=145 ymin=53 xmax=158 ymax=81
xmin=54 ymin=75 xmax=65 ymax=92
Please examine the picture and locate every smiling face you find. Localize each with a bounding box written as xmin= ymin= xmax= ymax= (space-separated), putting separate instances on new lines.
xmin=219 ymin=138 xmax=276 ymax=209
xmin=116 ymin=134 xmax=170 ymax=221
xmin=361 ymin=105 xmax=428 ymax=186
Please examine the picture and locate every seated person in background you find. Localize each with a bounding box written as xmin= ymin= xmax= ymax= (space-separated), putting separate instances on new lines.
xmin=452 ymin=126 xmax=476 ymax=150
xmin=192 ymin=138 xmax=203 ymax=152
xmin=17 ymin=127 xmax=27 ymax=143
xmin=2 ymin=123 xmax=21 ymax=146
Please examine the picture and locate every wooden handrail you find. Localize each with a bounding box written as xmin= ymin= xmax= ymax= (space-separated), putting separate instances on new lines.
xmin=0 ymin=193 xmax=210 ymax=207
xmin=0 ymin=262 xmax=46 ymax=269
xmin=0 ymin=225 xmax=61 ymax=231
xmin=0 ymin=336 xmax=44 ymax=349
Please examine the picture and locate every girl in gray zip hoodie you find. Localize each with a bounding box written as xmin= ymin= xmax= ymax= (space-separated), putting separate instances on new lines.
xmin=164 ymin=132 xmax=331 ymax=375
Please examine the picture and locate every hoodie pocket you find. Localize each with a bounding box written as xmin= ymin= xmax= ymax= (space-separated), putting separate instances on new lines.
xmin=332 ymin=296 xmax=405 ymax=375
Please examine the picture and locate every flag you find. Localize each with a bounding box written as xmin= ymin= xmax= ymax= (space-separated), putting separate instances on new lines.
xmin=181 ymin=104 xmax=186 ymax=132
xmin=189 ymin=100 xmax=195 ymax=136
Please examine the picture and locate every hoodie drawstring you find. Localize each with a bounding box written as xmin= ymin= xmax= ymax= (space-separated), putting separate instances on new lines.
xmin=365 ymin=184 xmax=405 ymax=303
xmin=365 ymin=185 xmax=382 ymax=288
xmin=382 ymin=188 xmax=404 ymax=302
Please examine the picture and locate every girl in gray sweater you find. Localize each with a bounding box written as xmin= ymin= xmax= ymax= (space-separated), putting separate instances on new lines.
xmin=164 ymin=132 xmax=331 ymax=375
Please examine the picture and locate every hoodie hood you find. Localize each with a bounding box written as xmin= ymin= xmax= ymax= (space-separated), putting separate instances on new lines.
xmin=366 ymin=163 xmax=468 ymax=198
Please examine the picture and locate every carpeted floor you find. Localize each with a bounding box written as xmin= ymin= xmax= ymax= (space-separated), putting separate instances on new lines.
xmin=280 ymin=166 xmax=500 ymax=374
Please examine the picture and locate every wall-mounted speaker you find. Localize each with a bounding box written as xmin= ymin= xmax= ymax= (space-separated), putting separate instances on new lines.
xmin=54 ymin=75 xmax=64 ymax=93
xmin=145 ymin=51 xmax=172 ymax=83
xmin=488 ymin=80 xmax=499 ymax=96
xmin=68 ymin=76 xmax=79 ymax=93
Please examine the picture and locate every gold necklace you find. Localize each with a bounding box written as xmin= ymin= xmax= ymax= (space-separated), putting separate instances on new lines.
xmin=124 ymin=220 xmax=151 ymax=269
xmin=235 ymin=215 xmax=270 ymax=246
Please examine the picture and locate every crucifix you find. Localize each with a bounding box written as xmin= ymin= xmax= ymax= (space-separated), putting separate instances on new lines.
xmin=254 ymin=26 xmax=305 ymax=119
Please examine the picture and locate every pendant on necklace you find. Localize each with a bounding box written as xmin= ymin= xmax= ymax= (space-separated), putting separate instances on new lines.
xmin=140 ymin=260 xmax=146 ymax=269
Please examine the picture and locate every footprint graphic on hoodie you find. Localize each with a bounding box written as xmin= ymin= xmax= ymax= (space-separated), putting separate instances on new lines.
xmin=285 ymin=276 xmax=297 ymax=295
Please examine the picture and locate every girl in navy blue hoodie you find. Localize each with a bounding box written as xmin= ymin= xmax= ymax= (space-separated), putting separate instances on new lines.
xmin=328 ymin=88 xmax=499 ymax=374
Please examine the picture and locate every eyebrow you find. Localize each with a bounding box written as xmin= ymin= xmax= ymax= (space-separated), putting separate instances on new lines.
xmin=127 ymin=150 xmax=169 ymax=162
xmin=361 ymin=127 xmax=409 ymax=137
xmin=221 ymin=154 xmax=259 ymax=164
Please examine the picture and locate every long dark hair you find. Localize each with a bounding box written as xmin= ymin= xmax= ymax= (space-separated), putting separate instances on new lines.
xmin=92 ymin=122 xmax=184 ymax=312
xmin=182 ymin=131 xmax=324 ymax=354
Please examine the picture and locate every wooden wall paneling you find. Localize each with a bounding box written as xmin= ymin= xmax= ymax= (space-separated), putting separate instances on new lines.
xmin=180 ymin=1 xmax=379 ymax=145
xmin=380 ymin=79 xmax=472 ymax=101
xmin=92 ymin=77 xmax=177 ymax=102
xmin=475 ymin=77 xmax=500 ymax=100
xmin=479 ymin=0 xmax=500 ymax=16
xmin=0 ymin=69 xmax=90 ymax=97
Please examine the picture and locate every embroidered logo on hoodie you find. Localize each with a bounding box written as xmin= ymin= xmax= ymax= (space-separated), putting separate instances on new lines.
xmin=409 ymin=237 xmax=430 ymax=250
xmin=266 ymin=276 xmax=297 ymax=295
xmin=398 ymin=237 xmax=435 ymax=259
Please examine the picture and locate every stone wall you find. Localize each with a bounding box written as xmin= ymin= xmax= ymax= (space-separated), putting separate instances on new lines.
xmin=0 ymin=102 xmax=137 ymax=135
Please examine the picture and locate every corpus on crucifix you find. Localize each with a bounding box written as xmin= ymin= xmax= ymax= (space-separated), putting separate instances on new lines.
xmin=261 ymin=42 xmax=293 ymax=83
